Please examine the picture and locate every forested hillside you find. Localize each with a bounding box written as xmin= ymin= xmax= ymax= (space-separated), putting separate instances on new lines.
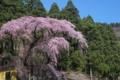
xmin=0 ymin=0 xmax=120 ymax=80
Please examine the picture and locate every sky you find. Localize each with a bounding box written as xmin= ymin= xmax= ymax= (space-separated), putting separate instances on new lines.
xmin=41 ymin=0 xmax=120 ymax=24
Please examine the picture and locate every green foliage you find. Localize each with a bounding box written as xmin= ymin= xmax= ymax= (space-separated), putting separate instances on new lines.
xmin=26 ymin=0 xmax=47 ymax=17
xmin=110 ymin=22 xmax=120 ymax=27
xmin=70 ymin=50 xmax=86 ymax=71
xmin=82 ymin=18 xmax=120 ymax=78
xmin=57 ymin=0 xmax=84 ymax=72
xmin=58 ymin=52 xmax=71 ymax=71
xmin=48 ymin=2 xmax=60 ymax=18
xmin=0 ymin=0 xmax=26 ymax=27
xmin=57 ymin=0 xmax=80 ymax=26
xmin=3 ymin=49 xmax=13 ymax=56
xmin=86 ymin=15 xmax=94 ymax=23
xmin=65 ymin=0 xmax=80 ymax=18
xmin=0 ymin=0 xmax=120 ymax=79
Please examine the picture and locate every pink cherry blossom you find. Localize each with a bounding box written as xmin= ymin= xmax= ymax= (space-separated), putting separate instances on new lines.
xmin=0 ymin=16 xmax=88 ymax=66
xmin=0 ymin=16 xmax=88 ymax=80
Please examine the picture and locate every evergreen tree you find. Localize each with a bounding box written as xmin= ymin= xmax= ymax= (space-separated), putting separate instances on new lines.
xmin=25 ymin=0 xmax=47 ymax=17
xmin=57 ymin=0 xmax=86 ymax=71
xmin=48 ymin=2 xmax=60 ymax=18
xmin=57 ymin=0 xmax=80 ymax=25
xmin=81 ymin=17 xmax=120 ymax=79
xmin=0 ymin=0 xmax=120 ymax=79
xmin=0 ymin=0 xmax=26 ymax=27
xmin=65 ymin=0 xmax=80 ymax=18
xmin=0 ymin=16 xmax=87 ymax=80
xmin=86 ymin=15 xmax=94 ymax=23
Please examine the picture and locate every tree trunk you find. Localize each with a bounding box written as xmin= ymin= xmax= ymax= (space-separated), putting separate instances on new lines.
xmin=10 ymin=35 xmax=14 ymax=54
xmin=106 ymin=75 xmax=108 ymax=80
xmin=14 ymin=56 xmax=29 ymax=80
xmin=79 ymin=45 xmax=83 ymax=56
xmin=90 ymin=66 xmax=92 ymax=80
xmin=43 ymin=64 xmax=67 ymax=80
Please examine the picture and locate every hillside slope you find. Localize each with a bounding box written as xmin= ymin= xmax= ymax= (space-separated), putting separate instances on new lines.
xmin=114 ymin=27 xmax=120 ymax=44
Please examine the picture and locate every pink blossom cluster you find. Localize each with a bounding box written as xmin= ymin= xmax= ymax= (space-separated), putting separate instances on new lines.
xmin=0 ymin=16 xmax=88 ymax=66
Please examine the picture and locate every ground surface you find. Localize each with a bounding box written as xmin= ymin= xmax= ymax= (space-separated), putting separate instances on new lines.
xmin=61 ymin=71 xmax=90 ymax=80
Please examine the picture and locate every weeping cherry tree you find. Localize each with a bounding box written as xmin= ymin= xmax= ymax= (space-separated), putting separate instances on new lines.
xmin=0 ymin=16 xmax=88 ymax=80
